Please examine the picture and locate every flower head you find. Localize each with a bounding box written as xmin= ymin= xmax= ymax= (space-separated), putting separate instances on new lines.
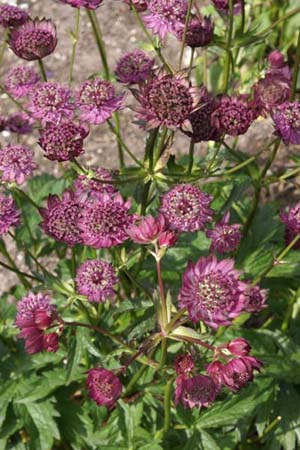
xmin=134 ymin=72 xmax=199 ymax=130
xmin=159 ymin=184 xmax=213 ymax=232
xmin=174 ymin=353 xmax=195 ymax=375
xmin=272 ymin=102 xmax=300 ymax=145
xmin=207 ymin=356 xmax=263 ymax=392
xmin=176 ymin=16 xmax=214 ymax=48
xmin=253 ymin=75 xmax=291 ymax=115
xmin=127 ymin=214 xmax=166 ymax=244
xmin=75 ymin=78 xmax=124 ymax=125
xmin=244 ymin=286 xmax=268 ymax=313
xmin=39 ymin=121 xmax=89 ymax=161
xmin=39 ymin=190 xmax=82 ymax=247
xmin=143 ymin=0 xmax=187 ymax=39
xmin=115 ymin=49 xmax=154 ymax=84
xmin=211 ymin=95 xmax=255 ymax=136
xmin=9 ymin=18 xmax=57 ymax=61
xmin=15 ymin=292 xmax=59 ymax=354
xmin=74 ymin=167 xmax=117 ymax=201
xmin=175 ymin=374 xmax=217 ymax=408
xmin=28 ymin=82 xmax=74 ymax=126
xmin=182 ymin=87 xmax=221 ymax=142
xmin=78 ymin=193 xmax=134 ymax=248
xmin=58 ymin=0 xmax=103 ymax=8
xmin=206 ymin=212 xmax=242 ymax=253
xmin=86 ymin=368 xmax=122 ymax=409
xmin=75 ymin=259 xmax=118 ymax=302
xmin=0 ymin=194 xmax=20 ymax=236
xmin=178 ymin=255 xmax=247 ymax=328
xmin=4 ymin=65 xmax=40 ymax=98
xmin=0 ymin=4 xmax=29 ymax=28
xmin=280 ymin=202 xmax=300 ymax=233
xmin=268 ymin=50 xmax=285 ymax=68
xmin=212 ymin=0 xmax=242 ymax=15
xmin=0 ymin=144 xmax=36 ymax=185
xmin=123 ymin=0 xmax=148 ymax=12
xmin=6 ymin=112 xmax=34 ymax=135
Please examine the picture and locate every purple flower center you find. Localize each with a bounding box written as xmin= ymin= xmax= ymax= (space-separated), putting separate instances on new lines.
xmin=197 ymin=273 xmax=233 ymax=312
xmin=79 ymin=81 xmax=114 ymax=106
xmin=146 ymin=77 xmax=193 ymax=125
xmin=149 ymin=0 xmax=187 ymax=21
xmin=16 ymin=30 xmax=53 ymax=53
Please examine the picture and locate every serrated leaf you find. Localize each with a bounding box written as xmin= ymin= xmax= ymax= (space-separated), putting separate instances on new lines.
xmin=66 ymin=327 xmax=87 ymax=384
xmin=24 ymin=400 xmax=60 ymax=450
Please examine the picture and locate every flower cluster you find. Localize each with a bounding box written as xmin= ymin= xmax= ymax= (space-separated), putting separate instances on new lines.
xmin=0 ymin=144 xmax=37 ymax=185
xmin=15 ymin=292 xmax=61 ymax=354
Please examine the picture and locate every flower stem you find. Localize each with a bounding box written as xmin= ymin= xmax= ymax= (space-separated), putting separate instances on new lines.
xmin=107 ymin=119 xmax=143 ymax=167
xmin=223 ymin=0 xmax=234 ymax=92
xmin=65 ymin=320 xmax=158 ymax=368
xmin=257 ymin=7 xmax=300 ymax=38
xmin=290 ymin=29 xmax=300 ymax=100
xmin=37 ymin=59 xmax=47 ymax=82
xmin=171 ymin=334 xmax=215 ymax=351
xmin=86 ymin=9 xmax=110 ymax=79
xmin=179 ymin=0 xmax=194 ymax=69
xmin=163 ymin=379 xmax=173 ymax=435
xmin=187 ymin=141 xmax=195 ymax=175
xmin=156 ymin=253 xmax=168 ymax=330
xmin=252 ymin=233 xmax=300 ymax=285
xmin=69 ymin=8 xmax=81 ymax=85
xmin=0 ymin=29 xmax=8 ymax=66
xmin=0 ymin=260 xmax=40 ymax=282
xmin=0 ymin=239 xmax=31 ymax=288
xmin=0 ymin=84 xmax=30 ymax=114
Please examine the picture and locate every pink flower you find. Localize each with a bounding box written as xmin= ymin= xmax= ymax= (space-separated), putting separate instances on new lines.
xmin=127 ymin=214 xmax=166 ymax=244
xmin=223 ymin=338 xmax=251 ymax=357
xmin=75 ymin=79 xmax=124 ymax=125
xmin=0 ymin=144 xmax=37 ymax=185
xmin=75 ymin=259 xmax=118 ymax=302
xmin=115 ymin=49 xmax=154 ymax=84
xmin=73 ymin=167 xmax=117 ymax=201
xmin=78 ymin=193 xmax=134 ymax=248
xmin=174 ymin=353 xmax=195 ymax=375
xmin=15 ymin=292 xmax=59 ymax=355
xmin=0 ymin=194 xmax=20 ymax=236
xmin=39 ymin=190 xmax=82 ymax=247
xmin=207 ymin=356 xmax=263 ymax=392
xmin=280 ymin=202 xmax=300 ymax=247
xmin=6 ymin=112 xmax=34 ymax=135
xmin=182 ymin=87 xmax=222 ymax=142
xmin=178 ymin=255 xmax=247 ymax=328
xmin=176 ymin=16 xmax=214 ymax=48
xmin=175 ymin=374 xmax=218 ymax=408
xmin=86 ymin=368 xmax=122 ymax=409
xmin=9 ymin=18 xmax=57 ymax=61
xmin=268 ymin=50 xmax=285 ymax=68
xmin=253 ymin=75 xmax=291 ymax=115
xmin=4 ymin=65 xmax=40 ymax=98
xmin=0 ymin=4 xmax=29 ymax=28
xmin=244 ymin=286 xmax=268 ymax=313
xmin=133 ymin=72 xmax=199 ymax=130
xmin=159 ymin=184 xmax=213 ymax=232
xmin=206 ymin=212 xmax=242 ymax=253
xmin=143 ymin=0 xmax=187 ymax=39
xmin=272 ymin=102 xmax=300 ymax=145
xmin=211 ymin=95 xmax=255 ymax=136
xmin=28 ymin=82 xmax=75 ymax=126
xmin=38 ymin=121 xmax=89 ymax=162
xmin=158 ymin=229 xmax=178 ymax=247
xmin=212 ymin=0 xmax=242 ymax=15
xmin=58 ymin=0 xmax=103 ymax=8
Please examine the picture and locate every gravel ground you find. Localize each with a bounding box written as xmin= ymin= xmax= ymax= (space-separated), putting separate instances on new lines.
xmin=0 ymin=0 xmax=297 ymax=292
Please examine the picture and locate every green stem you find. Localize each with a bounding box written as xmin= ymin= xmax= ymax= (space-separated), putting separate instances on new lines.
xmin=187 ymin=141 xmax=195 ymax=175
xmin=163 ymin=379 xmax=173 ymax=435
xmin=0 ymin=239 xmax=31 ymax=288
xmin=86 ymin=9 xmax=110 ymax=79
xmin=113 ymin=112 xmax=125 ymax=168
xmin=257 ymin=7 xmax=300 ymax=38
xmin=65 ymin=320 xmax=158 ymax=368
xmin=223 ymin=0 xmax=234 ymax=92
xmin=156 ymin=253 xmax=168 ymax=330
xmin=0 ymin=260 xmax=41 ymax=282
xmin=159 ymin=338 xmax=167 ymax=369
xmin=179 ymin=0 xmax=194 ymax=69
xmin=37 ymin=59 xmax=47 ymax=82
xmin=206 ymin=142 xmax=222 ymax=173
xmin=252 ymin=233 xmax=300 ymax=285
xmin=107 ymin=120 xmax=143 ymax=167
xmin=69 ymin=8 xmax=81 ymax=85
xmin=14 ymin=188 xmax=40 ymax=211
xmin=123 ymin=364 xmax=148 ymax=396
xmin=239 ymin=0 xmax=246 ymax=35
xmin=290 ymin=29 xmax=300 ymax=100
xmin=0 ymin=84 xmax=30 ymax=113
xmin=72 ymin=158 xmax=87 ymax=174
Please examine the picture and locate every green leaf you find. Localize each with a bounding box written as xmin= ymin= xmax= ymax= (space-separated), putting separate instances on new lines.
xmin=0 ymin=381 xmax=16 ymax=428
xmin=66 ymin=327 xmax=87 ymax=384
xmin=24 ymin=400 xmax=60 ymax=450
